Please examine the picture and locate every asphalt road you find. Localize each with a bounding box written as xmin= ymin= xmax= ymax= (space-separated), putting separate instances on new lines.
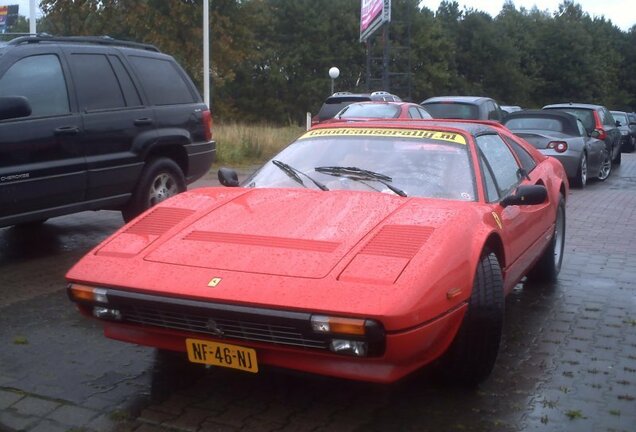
xmin=1 ymin=159 xmax=635 ymax=432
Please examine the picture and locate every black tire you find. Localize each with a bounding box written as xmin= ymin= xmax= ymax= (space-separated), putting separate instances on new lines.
xmin=571 ymin=152 xmax=587 ymax=188
xmin=122 ymin=158 xmax=186 ymax=222
xmin=597 ymin=151 xmax=612 ymax=181
xmin=440 ymin=251 xmax=504 ymax=386
xmin=526 ymin=194 xmax=565 ymax=283
xmin=613 ymin=144 xmax=622 ymax=165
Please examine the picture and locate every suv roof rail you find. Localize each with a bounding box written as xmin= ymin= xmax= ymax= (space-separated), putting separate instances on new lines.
xmin=7 ymin=34 xmax=160 ymax=52
xmin=331 ymin=91 xmax=353 ymax=96
xmin=370 ymin=91 xmax=392 ymax=96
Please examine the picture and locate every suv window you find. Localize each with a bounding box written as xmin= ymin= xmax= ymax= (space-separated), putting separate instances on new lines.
xmin=69 ymin=53 xmax=126 ymax=111
xmin=0 ymin=54 xmax=69 ymax=117
xmin=129 ymin=55 xmax=195 ymax=105
xmin=108 ymin=55 xmax=142 ymax=107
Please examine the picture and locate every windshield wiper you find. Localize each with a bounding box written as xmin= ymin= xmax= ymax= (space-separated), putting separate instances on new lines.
xmin=272 ymin=160 xmax=329 ymax=191
xmin=314 ymin=166 xmax=407 ymax=197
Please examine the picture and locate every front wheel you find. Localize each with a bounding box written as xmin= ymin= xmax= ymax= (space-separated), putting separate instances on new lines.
xmin=526 ymin=194 xmax=565 ymax=283
xmin=122 ymin=158 xmax=186 ymax=222
xmin=440 ymin=251 xmax=504 ymax=386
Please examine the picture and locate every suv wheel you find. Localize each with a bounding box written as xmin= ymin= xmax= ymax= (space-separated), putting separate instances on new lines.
xmin=122 ymin=158 xmax=186 ymax=222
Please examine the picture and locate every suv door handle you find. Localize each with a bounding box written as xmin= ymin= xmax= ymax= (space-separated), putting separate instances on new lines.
xmin=134 ymin=118 xmax=153 ymax=126
xmin=54 ymin=126 xmax=80 ymax=135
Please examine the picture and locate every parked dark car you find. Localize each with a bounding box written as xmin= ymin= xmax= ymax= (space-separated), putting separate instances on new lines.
xmin=542 ymin=103 xmax=621 ymax=165
xmin=501 ymin=105 xmax=522 ymax=115
xmin=312 ymin=91 xmax=402 ymax=126
xmin=420 ymin=96 xmax=505 ymax=122
xmin=328 ymin=101 xmax=432 ymax=122
xmin=610 ymin=110 xmax=635 ymax=152
xmin=0 ymin=35 xmax=215 ymax=228
xmin=503 ymin=110 xmax=609 ymax=187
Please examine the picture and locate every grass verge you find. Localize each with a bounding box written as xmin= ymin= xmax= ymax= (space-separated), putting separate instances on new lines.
xmin=215 ymin=123 xmax=305 ymax=166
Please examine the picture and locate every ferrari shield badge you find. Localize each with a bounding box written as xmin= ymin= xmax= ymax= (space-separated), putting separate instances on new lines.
xmin=208 ymin=277 xmax=222 ymax=287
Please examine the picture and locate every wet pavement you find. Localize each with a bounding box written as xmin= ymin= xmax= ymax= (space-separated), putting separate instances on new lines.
xmin=1 ymin=159 xmax=635 ymax=432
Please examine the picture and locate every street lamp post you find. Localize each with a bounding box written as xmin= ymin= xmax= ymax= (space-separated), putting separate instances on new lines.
xmin=329 ymin=67 xmax=340 ymax=94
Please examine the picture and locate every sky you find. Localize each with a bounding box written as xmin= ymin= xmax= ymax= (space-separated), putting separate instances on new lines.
xmin=419 ymin=0 xmax=635 ymax=31
xmin=3 ymin=0 xmax=635 ymax=32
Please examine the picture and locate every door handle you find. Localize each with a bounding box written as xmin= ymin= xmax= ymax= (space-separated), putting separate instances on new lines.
xmin=54 ymin=126 xmax=80 ymax=135
xmin=134 ymin=118 xmax=153 ymax=126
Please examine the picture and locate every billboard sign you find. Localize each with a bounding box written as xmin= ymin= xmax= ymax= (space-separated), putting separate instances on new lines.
xmin=360 ymin=0 xmax=390 ymax=42
xmin=0 ymin=5 xmax=19 ymax=34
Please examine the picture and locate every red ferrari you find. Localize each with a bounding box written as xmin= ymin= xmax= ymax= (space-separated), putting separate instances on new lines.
xmin=67 ymin=120 xmax=568 ymax=385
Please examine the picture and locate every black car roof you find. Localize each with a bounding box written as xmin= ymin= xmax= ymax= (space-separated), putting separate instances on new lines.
xmin=5 ymin=35 xmax=160 ymax=52
xmin=421 ymin=96 xmax=495 ymax=104
xmin=503 ymin=109 xmax=580 ymax=135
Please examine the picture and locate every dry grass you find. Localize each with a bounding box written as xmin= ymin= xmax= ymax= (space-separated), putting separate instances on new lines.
xmin=214 ymin=123 xmax=306 ymax=166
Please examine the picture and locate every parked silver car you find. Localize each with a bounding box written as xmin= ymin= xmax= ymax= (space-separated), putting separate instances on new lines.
xmin=503 ymin=110 xmax=609 ymax=187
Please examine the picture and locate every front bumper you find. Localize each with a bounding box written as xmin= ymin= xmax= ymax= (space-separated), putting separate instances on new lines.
xmin=70 ymin=287 xmax=466 ymax=383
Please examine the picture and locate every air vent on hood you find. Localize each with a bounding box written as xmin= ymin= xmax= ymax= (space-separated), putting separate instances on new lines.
xmin=183 ymin=231 xmax=339 ymax=253
xmin=125 ymin=207 xmax=196 ymax=236
xmin=360 ymin=225 xmax=434 ymax=259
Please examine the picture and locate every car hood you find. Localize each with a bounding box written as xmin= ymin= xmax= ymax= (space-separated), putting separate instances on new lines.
xmin=115 ymin=188 xmax=433 ymax=279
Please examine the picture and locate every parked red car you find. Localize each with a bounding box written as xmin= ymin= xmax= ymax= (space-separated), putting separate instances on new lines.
xmin=67 ymin=120 xmax=568 ymax=385
xmin=325 ymin=101 xmax=432 ymax=122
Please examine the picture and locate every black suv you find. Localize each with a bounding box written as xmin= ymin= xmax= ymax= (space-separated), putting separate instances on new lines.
xmin=0 ymin=35 xmax=215 ymax=228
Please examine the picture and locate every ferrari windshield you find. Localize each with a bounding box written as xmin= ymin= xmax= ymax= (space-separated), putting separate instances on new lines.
xmin=245 ymin=128 xmax=476 ymax=201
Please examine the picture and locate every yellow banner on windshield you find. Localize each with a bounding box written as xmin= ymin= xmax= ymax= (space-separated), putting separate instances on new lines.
xmin=300 ymin=128 xmax=467 ymax=145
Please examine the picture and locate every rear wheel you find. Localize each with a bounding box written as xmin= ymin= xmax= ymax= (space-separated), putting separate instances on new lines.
xmin=440 ymin=251 xmax=504 ymax=386
xmin=526 ymin=194 xmax=565 ymax=283
xmin=613 ymin=144 xmax=622 ymax=165
xmin=571 ymin=152 xmax=587 ymax=188
xmin=122 ymin=158 xmax=186 ymax=222
xmin=597 ymin=152 xmax=612 ymax=181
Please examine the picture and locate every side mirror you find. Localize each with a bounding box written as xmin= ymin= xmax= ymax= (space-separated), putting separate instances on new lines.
xmin=590 ymin=129 xmax=601 ymax=139
xmin=615 ymin=120 xmax=622 ymax=127
xmin=218 ymin=167 xmax=239 ymax=187
xmin=500 ymin=184 xmax=547 ymax=208
xmin=0 ymin=96 xmax=31 ymax=121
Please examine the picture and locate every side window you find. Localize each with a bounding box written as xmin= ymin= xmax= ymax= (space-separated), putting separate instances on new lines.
xmin=128 ymin=56 xmax=196 ymax=105
xmin=108 ymin=55 xmax=142 ymax=107
xmin=69 ymin=54 xmax=125 ymax=111
xmin=486 ymin=101 xmax=499 ymax=120
xmin=408 ymin=107 xmax=422 ymax=119
xmin=576 ymin=119 xmax=588 ymax=137
xmin=603 ymin=109 xmax=615 ymax=127
xmin=476 ymin=134 xmax=521 ymax=201
xmin=503 ymin=135 xmax=537 ymax=173
xmin=0 ymin=54 xmax=69 ymax=117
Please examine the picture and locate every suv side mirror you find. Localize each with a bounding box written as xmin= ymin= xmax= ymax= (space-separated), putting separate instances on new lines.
xmin=615 ymin=120 xmax=622 ymax=127
xmin=0 ymin=96 xmax=31 ymax=121
xmin=218 ymin=167 xmax=239 ymax=187
xmin=500 ymin=185 xmax=547 ymax=208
